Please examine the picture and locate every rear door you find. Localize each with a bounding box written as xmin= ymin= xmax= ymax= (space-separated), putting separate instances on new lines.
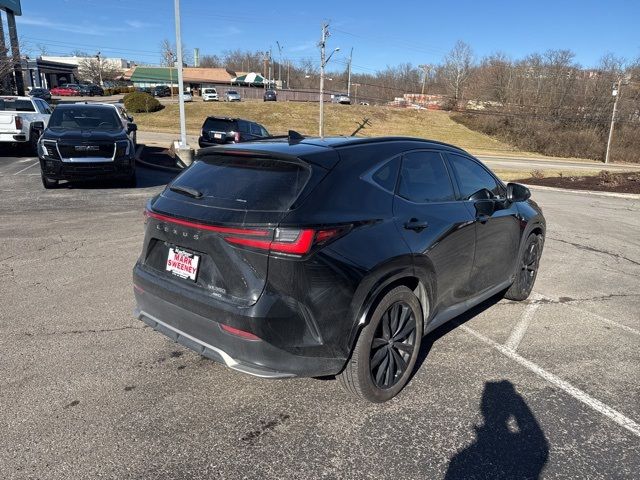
xmin=393 ymin=150 xmax=476 ymax=312
xmin=143 ymin=153 xmax=314 ymax=306
xmin=445 ymin=152 xmax=521 ymax=294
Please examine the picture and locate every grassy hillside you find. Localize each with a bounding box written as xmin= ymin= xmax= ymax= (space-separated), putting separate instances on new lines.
xmin=134 ymin=101 xmax=525 ymax=156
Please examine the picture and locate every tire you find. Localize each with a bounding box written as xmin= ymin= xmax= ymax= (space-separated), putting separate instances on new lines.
xmin=339 ymin=286 xmax=424 ymax=403
xmin=504 ymin=233 xmax=543 ymax=301
xmin=27 ymin=128 xmax=41 ymax=156
xmin=41 ymin=174 xmax=58 ymax=189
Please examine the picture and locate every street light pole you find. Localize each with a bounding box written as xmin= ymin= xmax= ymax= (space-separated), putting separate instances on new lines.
xmin=96 ymin=52 xmax=103 ymax=87
xmin=319 ymin=23 xmax=339 ymax=138
xmin=173 ymin=0 xmax=187 ymax=149
xmin=604 ymin=78 xmax=622 ymax=164
xmin=347 ymin=47 xmax=353 ymax=97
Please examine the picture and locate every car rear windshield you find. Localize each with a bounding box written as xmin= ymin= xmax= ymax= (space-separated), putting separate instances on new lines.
xmin=0 ymin=99 xmax=35 ymax=112
xmin=203 ymin=89 xmax=216 ymax=94
xmin=48 ymin=107 xmax=122 ymax=130
xmin=168 ymin=155 xmax=311 ymax=211
xmin=227 ymin=91 xmax=238 ymax=95
xmin=203 ymin=118 xmax=235 ymax=132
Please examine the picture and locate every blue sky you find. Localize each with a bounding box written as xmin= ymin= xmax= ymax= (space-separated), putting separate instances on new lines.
xmin=14 ymin=0 xmax=640 ymax=73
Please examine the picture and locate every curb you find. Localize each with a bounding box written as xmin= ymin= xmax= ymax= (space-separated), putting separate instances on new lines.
xmin=524 ymin=184 xmax=640 ymax=200
xmin=134 ymin=145 xmax=184 ymax=173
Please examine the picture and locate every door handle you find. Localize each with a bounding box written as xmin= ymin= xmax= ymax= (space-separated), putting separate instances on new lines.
xmin=404 ymin=219 xmax=429 ymax=232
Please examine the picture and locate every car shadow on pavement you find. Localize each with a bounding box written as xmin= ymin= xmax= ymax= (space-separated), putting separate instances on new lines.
xmin=55 ymin=167 xmax=177 ymax=190
xmin=444 ymin=380 xmax=549 ymax=479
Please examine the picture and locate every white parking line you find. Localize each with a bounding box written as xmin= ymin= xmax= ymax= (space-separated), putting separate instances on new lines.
xmin=505 ymin=293 xmax=543 ymax=351
xmin=461 ymin=324 xmax=640 ymax=438
xmin=13 ymin=161 xmax=39 ymax=175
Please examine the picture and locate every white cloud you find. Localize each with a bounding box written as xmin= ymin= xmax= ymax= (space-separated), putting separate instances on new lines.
xmin=17 ymin=16 xmax=125 ymax=36
xmin=125 ymin=20 xmax=156 ymax=29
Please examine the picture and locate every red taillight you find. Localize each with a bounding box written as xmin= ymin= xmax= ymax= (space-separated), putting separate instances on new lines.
xmin=15 ymin=116 xmax=22 ymax=130
xmin=234 ymin=131 xmax=240 ymax=142
xmin=225 ymin=227 xmax=345 ymax=256
xmin=220 ymin=323 xmax=260 ymax=341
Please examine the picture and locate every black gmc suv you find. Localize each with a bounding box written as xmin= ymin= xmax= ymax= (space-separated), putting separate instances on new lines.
xmin=38 ymin=104 xmax=137 ymax=188
xmin=133 ymin=135 xmax=545 ymax=402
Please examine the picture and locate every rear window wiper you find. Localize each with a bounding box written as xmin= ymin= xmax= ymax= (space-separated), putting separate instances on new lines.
xmin=169 ymin=185 xmax=203 ymax=198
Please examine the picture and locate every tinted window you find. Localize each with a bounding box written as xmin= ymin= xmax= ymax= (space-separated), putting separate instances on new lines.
xmin=48 ymin=106 xmax=122 ymax=130
xmin=237 ymin=121 xmax=250 ymax=133
xmin=250 ymin=123 xmax=261 ymax=136
xmin=398 ymin=151 xmax=455 ymax=202
xmin=203 ymin=118 xmax=235 ymax=132
xmin=169 ymin=155 xmax=310 ymax=211
xmin=0 ymin=99 xmax=35 ymax=112
xmin=371 ymin=157 xmax=399 ymax=192
xmin=447 ymin=153 xmax=503 ymax=199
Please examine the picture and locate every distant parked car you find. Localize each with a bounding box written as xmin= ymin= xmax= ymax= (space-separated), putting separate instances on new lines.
xmin=225 ymin=90 xmax=241 ymax=102
xmin=135 ymin=87 xmax=152 ymax=94
xmin=28 ymin=88 xmax=52 ymax=102
xmin=332 ymin=93 xmax=351 ymax=105
xmin=78 ymin=84 xmax=104 ymax=96
xmin=181 ymin=93 xmax=193 ymax=102
xmin=50 ymin=85 xmax=79 ymax=96
xmin=153 ymin=85 xmax=172 ymax=97
xmin=202 ymin=87 xmax=219 ymax=102
xmin=263 ymin=89 xmax=277 ymax=102
xmin=198 ymin=116 xmax=269 ymax=147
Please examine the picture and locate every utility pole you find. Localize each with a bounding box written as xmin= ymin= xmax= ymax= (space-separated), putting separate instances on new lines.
xmin=276 ymin=41 xmax=283 ymax=87
xmin=263 ymin=51 xmax=269 ymax=90
xmin=318 ymin=23 xmax=339 ymax=138
xmin=5 ymin=9 xmax=24 ymax=95
xmin=352 ymin=83 xmax=360 ymax=104
xmin=347 ymin=47 xmax=353 ymax=97
xmin=605 ymin=78 xmax=622 ymax=164
xmin=418 ymin=64 xmax=431 ymax=96
xmin=168 ymin=52 xmax=174 ymax=98
xmin=173 ymin=0 xmax=187 ymax=150
xmin=96 ymin=52 xmax=103 ymax=87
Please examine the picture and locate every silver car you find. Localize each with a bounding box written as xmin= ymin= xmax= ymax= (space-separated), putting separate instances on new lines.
xmin=225 ymin=90 xmax=241 ymax=102
xmin=332 ymin=93 xmax=351 ymax=105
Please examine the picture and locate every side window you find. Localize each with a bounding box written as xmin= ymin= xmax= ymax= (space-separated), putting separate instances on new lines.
xmin=250 ymin=123 xmax=262 ymax=136
xmin=237 ymin=121 xmax=249 ymax=133
xmin=370 ymin=156 xmax=400 ymax=192
xmin=398 ymin=151 xmax=455 ymax=203
xmin=260 ymin=126 xmax=269 ymax=137
xmin=447 ymin=153 xmax=504 ymax=199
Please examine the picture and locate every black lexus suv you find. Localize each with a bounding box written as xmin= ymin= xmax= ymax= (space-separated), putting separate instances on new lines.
xmin=198 ymin=116 xmax=270 ymax=147
xmin=133 ymin=135 xmax=545 ymax=402
xmin=38 ymin=104 xmax=137 ymax=188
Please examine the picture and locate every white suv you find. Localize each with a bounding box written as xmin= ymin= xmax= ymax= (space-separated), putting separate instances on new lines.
xmin=202 ymin=88 xmax=219 ymax=102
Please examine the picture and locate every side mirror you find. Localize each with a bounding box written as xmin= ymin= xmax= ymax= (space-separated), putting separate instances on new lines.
xmin=468 ymin=188 xmax=493 ymax=201
xmin=127 ymin=123 xmax=137 ymax=132
xmin=507 ymin=183 xmax=531 ymax=202
xmin=127 ymin=116 xmax=134 ymax=122
xmin=31 ymin=121 xmax=45 ymax=131
xmin=474 ymin=199 xmax=496 ymax=218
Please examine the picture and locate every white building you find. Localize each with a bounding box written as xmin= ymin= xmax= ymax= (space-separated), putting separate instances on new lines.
xmin=40 ymin=56 xmax=132 ymax=71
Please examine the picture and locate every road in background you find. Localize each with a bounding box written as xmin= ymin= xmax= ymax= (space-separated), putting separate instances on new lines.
xmin=0 ymin=154 xmax=638 ymax=479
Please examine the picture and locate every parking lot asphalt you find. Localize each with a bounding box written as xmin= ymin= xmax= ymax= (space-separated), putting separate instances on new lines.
xmin=1 ymin=151 xmax=638 ymax=480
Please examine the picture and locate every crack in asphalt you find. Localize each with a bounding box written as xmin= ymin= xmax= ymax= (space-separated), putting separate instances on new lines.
xmin=20 ymin=324 xmax=148 ymax=338
xmin=547 ymin=236 xmax=640 ymax=267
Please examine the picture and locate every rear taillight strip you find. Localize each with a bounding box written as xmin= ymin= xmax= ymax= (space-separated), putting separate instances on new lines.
xmin=225 ymin=229 xmax=316 ymax=255
xmin=145 ymin=210 xmax=270 ymax=237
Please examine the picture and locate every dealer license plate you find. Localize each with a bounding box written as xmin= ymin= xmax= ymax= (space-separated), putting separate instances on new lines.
xmin=166 ymin=247 xmax=200 ymax=281
xmin=214 ymin=133 xmax=223 ymax=139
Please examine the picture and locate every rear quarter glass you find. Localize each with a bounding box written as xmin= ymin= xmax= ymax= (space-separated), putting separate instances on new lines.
xmin=166 ymin=155 xmax=312 ymax=211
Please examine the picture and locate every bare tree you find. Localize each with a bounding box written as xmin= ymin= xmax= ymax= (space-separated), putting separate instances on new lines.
xmin=199 ymin=54 xmax=222 ymax=68
xmin=77 ymin=57 xmax=121 ymax=84
xmin=442 ymin=40 xmax=474 ymax=106
xmin=160 ymin=39 xmax=191 ymax=67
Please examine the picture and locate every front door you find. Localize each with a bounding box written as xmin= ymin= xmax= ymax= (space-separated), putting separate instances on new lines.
xmin=445 ymin=153 xmax=521 ymax=295
xmin=393 ymin=150 xmax=476 ymax=313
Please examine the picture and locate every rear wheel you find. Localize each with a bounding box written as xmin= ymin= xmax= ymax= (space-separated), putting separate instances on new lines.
xmin=41 ymin=174 xmax=58 ymax=189
xmin=339 ymin=286 xmax=423 ymax=402
xmin=504 ymin=233 xmax=543 ymax=301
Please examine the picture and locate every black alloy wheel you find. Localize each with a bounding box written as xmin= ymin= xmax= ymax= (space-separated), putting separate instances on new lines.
xmin=339 ymin=285 xmax=424 ymax=402
xmin=504 ymin=233 xmax=542 ymax=301
xmin=370 ymin=301 xmax=417 ymax=389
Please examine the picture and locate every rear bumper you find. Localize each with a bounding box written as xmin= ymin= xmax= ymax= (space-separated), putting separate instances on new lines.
xmin=133 ymin=264 xmax=346 ymax=378
xmin=0 ymin=132 xmax=27 ymax=143
xmin=198 ymin=138 xmax=228 ymax=148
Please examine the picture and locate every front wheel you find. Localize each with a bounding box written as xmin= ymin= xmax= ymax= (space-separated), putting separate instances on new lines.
xmin=504 ymin=233 xmax=543 ymax=301
xmin=339 ymin=286 xmax=424 ymax=402
xmin=41 ymin=174 xmax=58 ymax=189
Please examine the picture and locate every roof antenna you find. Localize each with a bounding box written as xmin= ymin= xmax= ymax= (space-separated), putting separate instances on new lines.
xmin=288 ymin=130 xmax=305 ymax=144
xmin=350 ymin=117 xmax=371 ymax=136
